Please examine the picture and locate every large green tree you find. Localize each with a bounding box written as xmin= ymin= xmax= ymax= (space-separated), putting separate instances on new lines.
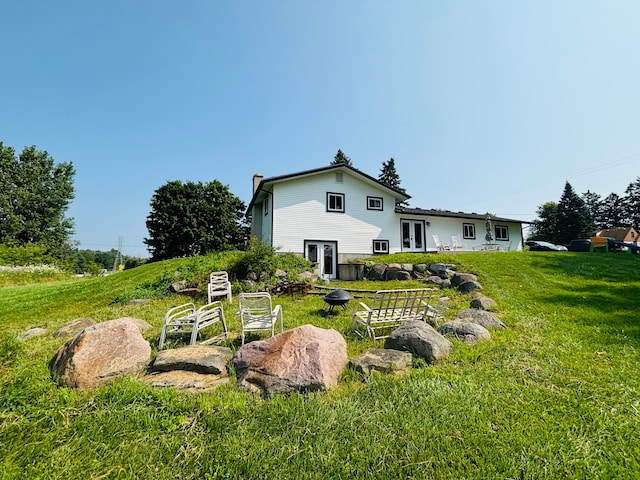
xmin=144 ymin=180 xmax=247 ymax=260
xmin=330 ymin=149 xmax=352 ymax=166
xmin=600 ymin=193 xmax=626 ymax=229
xmin=555 ymin=182 xmax=594 ymax=244
xmin=0 ymin=142 xmax=75 ymax=257
xmin=623 ymin=177 xmax=640 ymax=229
xmin=530 ymin=201 xmax=558 ymax=241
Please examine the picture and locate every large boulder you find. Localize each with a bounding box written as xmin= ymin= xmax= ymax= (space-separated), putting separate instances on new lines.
xmin=50 ymin=318 xmax=151 ymax=390
xmin=144 ymin=371 xmax=230 ymax=392
xmin=384 ymin=320 xmax=452 ymax=364
xmin=439 ymin=321 xmax=491 ymax=345
xmin=349 ymin=348 xmax=413 ymax=375
xmin=366 ymin=263 xmax=387 ymax=281
xmin=231 ymin=324 xmax=348 ymax=396
xmin=455 ymin=309 xmax=507 ymax=329
xmin=152 ymin=345 xmax=232 ymax=375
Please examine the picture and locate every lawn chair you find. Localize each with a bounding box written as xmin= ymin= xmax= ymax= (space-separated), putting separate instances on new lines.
xmin=451 ymin=236 xmax=466 ymax=251
xmin=237 ymin=292 xmax=283 ymax=345
xmin=425 ymin=296 xmax=449 ymax=327
xmin=432 ymin=235 xmax=451 ymax=251
xmin=158 ymin=301 xmax=227 ymax=349
xmin=158 ymin=302 xmax=196 ymax=349
xmin=208 ymin=271 xmax=232 ymax=303
xmin=193 ymin=301 xmax=228 ymax=345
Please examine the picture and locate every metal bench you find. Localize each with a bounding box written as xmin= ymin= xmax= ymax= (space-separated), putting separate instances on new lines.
xmin=352 ymin=288 xmax=434 ymax=340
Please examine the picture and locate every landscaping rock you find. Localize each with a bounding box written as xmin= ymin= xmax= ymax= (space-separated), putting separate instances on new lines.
xmin=50 ymin=318 xmax=151 ymax=390
xmin=385 ymin=269 xmax=412 ymax=281
xmin=439 ymin=321 xmax=491 ymax=345
xmin=451 ymin=272 xmax=478 ymax=287
xmin=414 ymin=264 xmax=429 ymax=274
xmin=457 ymin=280 xmax=483 ymax=293
xmin=118 ymin=317 xmax=152 ymax=332
xmin=126 ymin=299 xmax=151 ymax=306
xmin=387 ymin=263 xmax=402 ymax=271
xmin=144 ymin=371 xmax=230 ymax=392
xmin=425 ymin=275 xmax=445 ymax=286
xmin=384 ymin=320 xmax=452 ymax=364
xmin=231 ymin=324 xmax=348 ymax=396
xmin=152 ymin=345 xmax=232 ymax=375
xmin=18 ymin=327 xmax=47 ymax=340
xmin=52 ymin=318 xmax=96 ymax=339
xmin=349 ymin=348 xmax=413 ymax=375
xmin=455 ymin=309 xmax=507 ymax=329
xmin=469 ymin=295 xmax=497 ymax=311
xmin=366 ymin=263 xmax=387 ymax=281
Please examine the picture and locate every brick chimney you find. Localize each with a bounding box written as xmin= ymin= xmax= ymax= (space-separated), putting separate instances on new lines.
xmin=253 ymin=173 xmax=263 ymax=194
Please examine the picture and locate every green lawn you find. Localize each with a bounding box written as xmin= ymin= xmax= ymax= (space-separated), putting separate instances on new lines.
xmin=1 ymin=252 xmax=639 ymax=479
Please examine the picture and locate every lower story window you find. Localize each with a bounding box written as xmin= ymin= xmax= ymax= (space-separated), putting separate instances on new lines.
xmin=495 ymin=225 xmax=509 ymax=241
xmin=373 ymin=240 xmax=389 ymax=254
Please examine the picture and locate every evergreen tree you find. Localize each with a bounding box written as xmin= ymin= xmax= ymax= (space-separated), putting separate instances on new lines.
xmin=378 ymin=157 xmax=408 ymax=206
xmin=555 ymin=182 xmax=593 ymax=244
xmin=0 ymin=142 xmax=75 ymax=258
xmin=530 ymin=202 xmax=558 ymax=241
xmin=581 ymin=190 xmax=604 ymax=230
xmin=330 ymin=149 xmax=352 ymax=166
xmin=144 ymin=180 xmax=247 ymax=260
xmin=600 ymin=193 xmax=626 ymax=229
xmin=623 ymin=177 xmax=640 ymax=229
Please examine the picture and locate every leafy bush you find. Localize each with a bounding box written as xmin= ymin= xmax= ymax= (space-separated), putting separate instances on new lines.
xmin=232 ymin=237 xmax=278 ymax=281
xmin=274 ymin=251 xmax=312 ymax=280
xmin=0 ymin=244 xmax=54 ymax=266
xmin=232 ymin=238 xmax=312 ymax=283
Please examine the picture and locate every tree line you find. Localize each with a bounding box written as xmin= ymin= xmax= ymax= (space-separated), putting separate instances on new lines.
xmin=530 ymin=178 xmax=640 ymax=244
xmin=1 ymin=140 xmax=411 ymax=268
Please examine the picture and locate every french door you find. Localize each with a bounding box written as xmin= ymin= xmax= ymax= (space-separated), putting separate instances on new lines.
xmin=305 ymin=241 xmax=337 ymax=279
xmin=401 ymin=220 xmax=425 ymax=252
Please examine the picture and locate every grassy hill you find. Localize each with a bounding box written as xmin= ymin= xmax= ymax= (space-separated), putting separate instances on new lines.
xmin=1 ymin=251 xmax=639 ymax=479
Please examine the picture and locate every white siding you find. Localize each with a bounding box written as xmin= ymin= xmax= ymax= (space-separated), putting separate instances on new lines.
xmin=271 ymin=171 xmax=399 ymax=258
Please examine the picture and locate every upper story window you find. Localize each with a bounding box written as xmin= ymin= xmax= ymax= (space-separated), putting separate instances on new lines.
xmin=263 ymin=197 xmax=269 ymax=216
xmin=463 ymin=223 xmax=476 ymax=239
xmin=367 ymin=196 xmax=383 ymax=211
xmin=327 ymin=192 xmax=345 ymax=213
xmin=495 ymin=225 xmax=509 ymax=241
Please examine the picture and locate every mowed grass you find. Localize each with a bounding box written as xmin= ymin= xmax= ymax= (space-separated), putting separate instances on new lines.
xmin=1 ymin=251 xmax=639 ymax=479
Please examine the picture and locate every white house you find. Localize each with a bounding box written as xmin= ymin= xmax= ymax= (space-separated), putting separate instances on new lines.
xmin=247 ymin=164 xmax=525 ymax=279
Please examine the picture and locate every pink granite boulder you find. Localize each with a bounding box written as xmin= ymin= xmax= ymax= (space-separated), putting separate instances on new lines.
xmin=231 ymin=324 xmax=348 ymax=396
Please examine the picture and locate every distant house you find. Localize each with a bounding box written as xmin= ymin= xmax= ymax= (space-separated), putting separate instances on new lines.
xmin=247 ymin=164 xmax=526 ymax=279
xmin=596 ymin=227 xmax=639 ymax=245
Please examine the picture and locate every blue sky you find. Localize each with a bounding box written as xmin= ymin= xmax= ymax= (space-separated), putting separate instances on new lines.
xmin=2 ymin=1 xmax=639 ymax=257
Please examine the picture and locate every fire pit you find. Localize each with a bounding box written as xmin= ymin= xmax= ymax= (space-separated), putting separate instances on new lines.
xmin=323 ymin=289 xmax=352 ymax=314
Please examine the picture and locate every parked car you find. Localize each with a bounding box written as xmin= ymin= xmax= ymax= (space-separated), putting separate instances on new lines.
xmin=567 ymin=239 xmax=592 ymax=252
xmin=525 ymin=240 xmax=568 ymax=251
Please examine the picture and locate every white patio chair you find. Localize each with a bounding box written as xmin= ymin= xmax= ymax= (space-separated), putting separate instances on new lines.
xmin=425 ymin=296 xmax=449 ymax=327
xmin=158 ymin=302 xmax=196 ymax=349
xmin=451 ymin=236 xmax=466 ymax=251
xmin=208 ymin=271 xmax=232 ymax=303
xmin=237 ymin=292 xmax=283 ymax=345
xmin=192 ymin=301 xmax=228 ymax=345
xmin=432 ymin=235 xmax=451 ymax=252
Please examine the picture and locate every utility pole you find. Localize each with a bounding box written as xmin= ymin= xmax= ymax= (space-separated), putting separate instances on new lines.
xmin=112 ymin=236 xmax=124 ymax=272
